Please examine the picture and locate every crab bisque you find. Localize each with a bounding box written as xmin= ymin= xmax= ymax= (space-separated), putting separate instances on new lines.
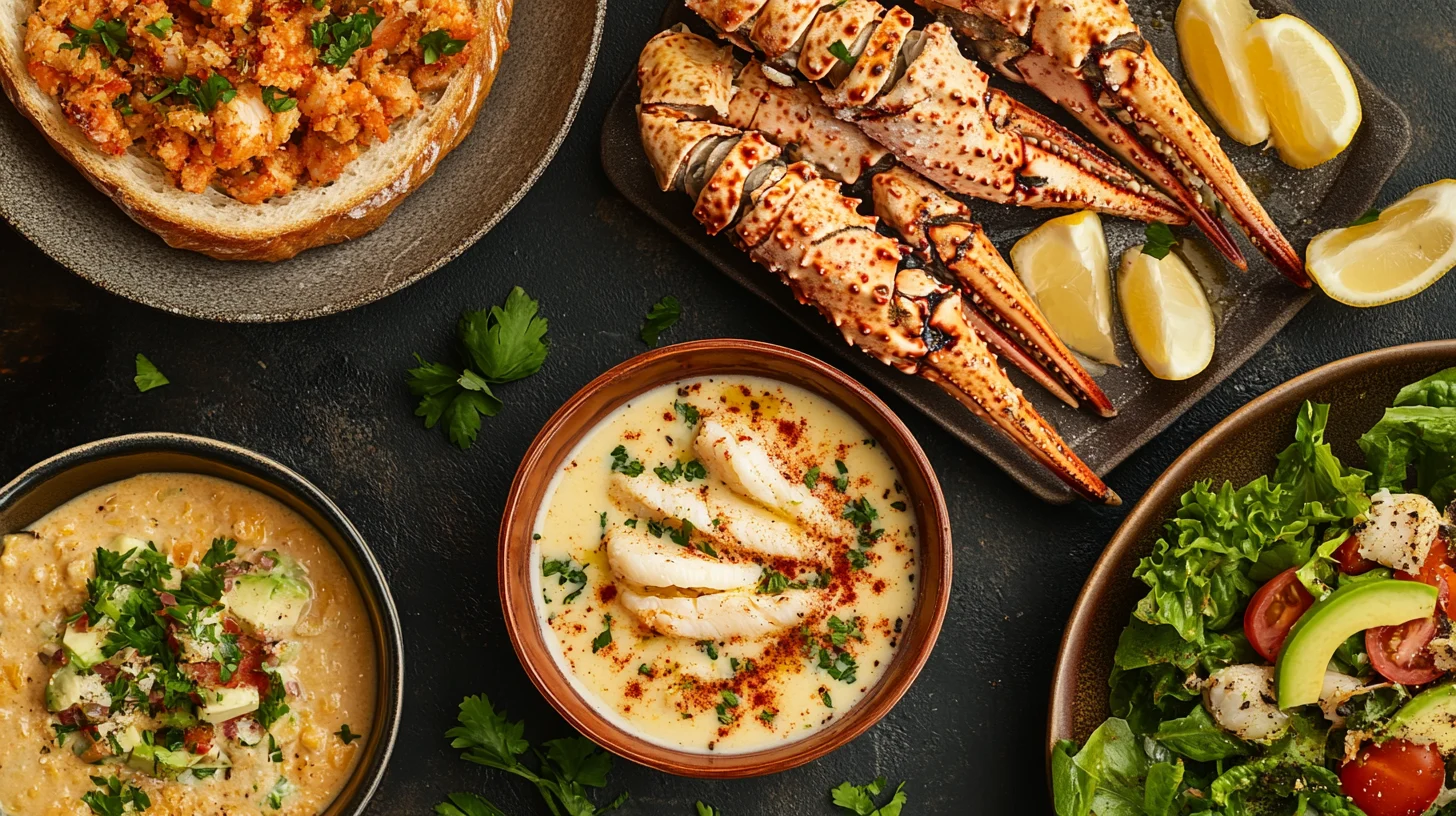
xmin=531 ymin=377 xmax=919 ymax=753
xmin=0 ymin=473 xmax=375 ymax=816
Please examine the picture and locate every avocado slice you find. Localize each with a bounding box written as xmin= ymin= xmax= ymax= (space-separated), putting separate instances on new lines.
xmin=62 ymin=625 xmax=110 ymax=670
xmin=1388 ymin=684 xmax=1456 ymax=751
xmin=198 ymin=686 xmax=260 ymax=724
xmin=44 ymin=665 xmax=110 ymax=712
xmin=127 ymin=743 xmax=195 ymax=778
xmin=1276 ymin=579 xmax=1438 ymax=708
xmin=223 ymin=573 xmax=311 ymax=639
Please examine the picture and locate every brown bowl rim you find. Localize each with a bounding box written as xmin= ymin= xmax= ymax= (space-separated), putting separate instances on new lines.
xmin=497 ymin=338 xmax=953 ymax=778
xmin=0 ymin=432 xmax=405 ymax=816
xmin=1046 ymin=340 xmax=1456 ymax=783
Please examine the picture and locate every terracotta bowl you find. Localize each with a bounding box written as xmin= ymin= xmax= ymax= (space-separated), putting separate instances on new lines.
xmin=0 ymin=433 xmax=404 ymax=816
xmin=499 ymin=339 xmax=953 ymax=777
xmin=1047 ymin=340 xmax=1456 ymax=785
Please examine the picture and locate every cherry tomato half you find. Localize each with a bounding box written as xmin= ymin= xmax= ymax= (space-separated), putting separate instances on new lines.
xmin=1340 ymin=739 xmax=1444 ymax=816
xmin=1368 ymin=614 xmax=1445 ymax=685
xmin=1244 ymin=567 xmax=1314 ymax=661
xmin=1398 ymin=534 xmax=1451 ymax=583
xmin=1334 ymin=533 xmax=1378 ymax=575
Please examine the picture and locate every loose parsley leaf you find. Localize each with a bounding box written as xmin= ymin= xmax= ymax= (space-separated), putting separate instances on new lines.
xmin=1141 ymin=222 xmax=1178 ymax=260
xmin=842 ymin=497 xmax=878 ymax=528
xmin=419 ymin=28 xmax=467 ymax=65
xmin=828 ymin=615 xmax=864 ymax=647
xmin=541 ymin=558 xmax=588 ymax=604
xmin=149 ymin=74 xmax=236 ymax=112
xmin=314 ymin=9 xmax=381 ymax=68
xmin=640 ymin=296 xmax=681 ymax=347
xmin=335 ymin=724 xmax=362 ymax=745
xmin=846 ymin=548 xmax=870 ymax=571
xmin=655 ymin=460 xmax=683 ymax=483
xmin=81 ymin=775 xmax=151 ymax=816
xmin=610 ymin=445 xmax=645 ymax=476
xmin=134 ymin=354 xmax=169 ymax=392
xmin=828 ymin=39 xmax=856 ymax=66
xmin=1348 ymin=207 xmax=1382 ymax=227
xmin=62 ymin=18 xmax=130 ymax=60
xmin=257 ymin=671 xmax=291 ymax=730
xmin=804 ymin=466 xmax=821 ymax=490
xmin=683 ymin=460 xmax=707 ymax=481
xmin=261 ymin=86 xmax=297 ymax=113
xmin=757 ymin=568 xmax=806 ymax=595
xmin=435 ymin=792 xmax=508 ymax=816
xmin=144 ymin=16 xmax=172 ymax=39
xmin=830 ymin=777 xmax=908 ymax=816
xmin=674 ymin=400 xmax=700 ymax=426
xmin=591 ymin=614 xmax=613 ymax=653
xmin=818 ymin=647 xmax=858 ymax=683
xmin=821 ymin=690 xmax=833 ymax=708
xmin=458 ymin=286 xmax=549 ymax=383
xmin=696 ymin=804 xmax=722 ymax=816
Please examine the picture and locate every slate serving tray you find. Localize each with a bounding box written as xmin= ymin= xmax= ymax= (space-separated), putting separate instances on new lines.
xmin=601 ymin=0 xmax=1411 ymax=503
xmin=0 ymin=0 xmax=605 ymax=322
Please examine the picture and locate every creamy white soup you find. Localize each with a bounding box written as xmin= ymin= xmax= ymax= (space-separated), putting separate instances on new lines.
xmin=0 ymin=473 xmax=375 ymax=816
xmin=532 ymin=376 xmax=919 ymax=753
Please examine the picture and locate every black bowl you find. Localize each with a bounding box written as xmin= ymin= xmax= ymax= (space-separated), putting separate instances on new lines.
xmin=0 ymin=432 xmax=404 ymax=816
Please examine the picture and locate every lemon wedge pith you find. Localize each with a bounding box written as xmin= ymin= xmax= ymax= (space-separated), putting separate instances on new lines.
xmin=1118 ymin=247 xmax=1216 ymax=381
xmin=1010 ymin=211 xmax=1120 ymax=366
xmin=1307 ymin=180 xmax=1456 ymax=307
xmin=1176 ymin=0 xmax=1269 ymax=146
xmin=1246 ymin=14 xmax=1362 ymax=169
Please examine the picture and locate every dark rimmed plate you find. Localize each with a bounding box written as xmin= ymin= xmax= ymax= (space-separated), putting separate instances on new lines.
xmin=1047 ymin=340 xmax=1456 ymax=794
xmin=0 ymin=0 xmax=604 ymax=322
xmin=601 ymin=0 xmax=1411 ymax=503
xmin=0 ymin=432 xmax=405 ymax=816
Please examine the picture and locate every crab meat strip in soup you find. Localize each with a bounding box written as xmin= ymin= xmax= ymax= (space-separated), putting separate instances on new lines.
xmin=532 ymin=376 xmax=918 ymax=753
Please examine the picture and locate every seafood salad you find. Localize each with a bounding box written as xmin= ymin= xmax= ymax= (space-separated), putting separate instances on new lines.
xmin=531 ymin=376 xmax=919 ymax=753
xmin=1054 ymin=368 xmax=1456 ymax=816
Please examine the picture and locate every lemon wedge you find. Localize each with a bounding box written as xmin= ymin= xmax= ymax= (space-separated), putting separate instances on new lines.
xmin=1176 ymin=0 xmax=1269 ymax=146
xmin=1117 ymin=247 xmax=1216 ymax=381
xmin=1010 ymin=211 xmax=1120 ymax=365
xmin=1246 ymin=14 xmax=1362 ymax=169
xmin=1306 ymin=180 xmax=1456 ymax=306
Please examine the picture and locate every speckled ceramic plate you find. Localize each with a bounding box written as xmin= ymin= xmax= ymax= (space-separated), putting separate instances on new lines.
xmin=602 ymin=0 xmax=1411 ymax=503
xmin=1047 ymin=341 xmax=1456 ymax=791
xmin=0 ymin=0 xmax=604 ymax=322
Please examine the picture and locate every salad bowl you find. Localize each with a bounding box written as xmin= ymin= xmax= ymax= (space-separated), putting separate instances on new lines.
xmin=1049 ymin=340 xmax=1456 ymax=800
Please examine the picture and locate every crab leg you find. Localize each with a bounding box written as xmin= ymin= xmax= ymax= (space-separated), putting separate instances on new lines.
xmin=723 ymin=54 xmax=1115 ymax=417
xmin=681 ymin=0 xmax=1186 ymax=226
xmin=919 ymin=0 xmax=1309 ymax=286
xmin=639 ymin=29 xmax=1119 ymax=504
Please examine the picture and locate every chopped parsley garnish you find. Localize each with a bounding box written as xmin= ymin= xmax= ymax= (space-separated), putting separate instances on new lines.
xmin=833 ymin=459 xmax=850 ymax=493
xmin=133 ymin=354 xmax=168 ymax=392
xmin=699 ymin=641 xmax=718 ymax=660
xmin=758 ymin=709 xmax=776 ymax=724
xmin=827 ymin=615 xmax=864 ymax=647
xmin=655 ymin=459 xmax=706 ymax=484
xmin=827 ymin=39 xmax=856 ymax=66
xmin=406 ymin=287 xmax=550 ymax=450
xmin=591 ymin=614 xmax=613 ymax=653
xmin=419 ymin=29 xmax=467 ymax=65
xmin=624 ymin=518 xmax=638 ymax=528
xmin=830 ymin=777 xmax=908 ymax=816
xmin=147 ymin=74 xmax=236 ymax=113
xmin=335 ymin=723 xmax=361 ymax=745
xmin=541 ymin=558 xmax=588 ymax=604
xmin=311 ymin=8 xmax=382 ymax=68
xmin=720 ymin=689 xmax=739 ymax=707
xmin=821 ymin=690 xmax=833 ymax=708
xmin=803 ymin=466 xmax=820 ymax=490
xmin=144 ymin=15 xmax=172 ymax=39
xmin=112 ymin=94 xmax=133 ymax=116
xmin=258 ymin=671 xmax=291 ymax=730
xmin=646 ymin=519 xmax=667 ymax=538
xmin=673 ymin=400 xmax=700 ymax=426
xmin=639 ymin=295 xmax=681 ymax=347
xmin=846 ymin=548 xmax=870 ymax=571
xmin=757 ymin=568 xmax=806 ymax=595
xmin=637 ymin=663 xmax=652 ymax=676
xmin=890 ymin=501 xmax=907 ymax=511
xmin=264 ymin=777 xmax=296 ymax=810
xmin=818 ymin=648 xmax=858 ymax=684
xmin=261 ymin=86 xmax=297 ymax=113
xmin=610 ymin=445 xmax=644 ymax=476
xmin=268 ymin=734 xmax=284 ymax=762
xmin=1141 ymin=222 xmax=1178 ymax=260
xmin=61 ymin=18 xmax=130 ymax=61
xmin=82 ymin=775 xmax=151 ymax=816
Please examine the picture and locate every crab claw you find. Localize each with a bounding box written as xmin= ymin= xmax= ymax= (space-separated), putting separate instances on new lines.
xmin=920 ymin=0 xmax=1309 ymax=286
xmin=872 ymin=165 xmax=1116 ymax=418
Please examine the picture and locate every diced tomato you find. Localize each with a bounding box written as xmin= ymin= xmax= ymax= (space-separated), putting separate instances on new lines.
xmin=1244 ymin=567 xmax=1315 ymax=661
xmin=1341 ymin=739 xmax=1444 ymax=816
xmin=1334 ymin=533 xmax=1378 ymax=575
xmin=1394 ymin=532 xmax=1456 ymax=619
xmin=1368 ymin=614 xmax=1445 ymax=685
xmin=183 ymin=725 xmax=214 ymax=755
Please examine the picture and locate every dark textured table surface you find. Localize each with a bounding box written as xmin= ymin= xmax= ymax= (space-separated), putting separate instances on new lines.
xmin=4 ymin=2 xmax=1456 ymax=813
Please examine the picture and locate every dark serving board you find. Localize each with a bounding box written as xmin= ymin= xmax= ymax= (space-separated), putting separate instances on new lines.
xmin=601 ymin=0 xmax=1411 ymax=503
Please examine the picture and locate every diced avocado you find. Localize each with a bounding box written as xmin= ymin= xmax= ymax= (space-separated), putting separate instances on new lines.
xmin=198 ymin=686 xmax=260 ymax=724
xmin=128 ymin=743 xmax=195 ymax=778
xmin=114 ymin=726 xmax=144 ymax=754
xmin=62 ymin=625 xmax=110 ymax=670
xmin=46 ymin=666 xmax=84 ymax=712
xmin=1276 ymin=579 xmax=1438 ymax=708
xmin=224 ymin=573 xmax=311 ymax=638
xmin=158 ymin=710 xmax=198 ymax=728
xmin=94 ymin=584 xmax=137 ymax=623
xmin=1388 ymin=684 xmax=1456 ymax=751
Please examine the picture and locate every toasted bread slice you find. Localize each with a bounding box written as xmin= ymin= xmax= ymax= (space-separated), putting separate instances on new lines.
xmin=0 ymin=0 xmax=512 ymax=261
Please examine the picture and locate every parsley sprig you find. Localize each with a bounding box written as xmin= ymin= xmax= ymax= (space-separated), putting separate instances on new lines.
xmin=407 ymin=287 xmax=550 ymax=450
xmin=640 ymin=295 xmax=681 ymax=347
xmin=61 ymin=19 xmax=130 ymax=61
xmin=82 ymin=775 xmax=151 ymax=816
xmin=134 ymin=354 xmax=168 ymax=391
xmin=438 ymin=694 xmax=629 ymax=816
xmin=831 ymin=778 xmax=908 ymax=816
xmin=310 ymin=9 xmax=381 ymax=67
xmin=1141 ymin=222 xmax=1178 ymax=260
xmin=419 ymin=29 xmax=467 ymax=64
xmin=147 ymin=74 xmax=236 ymax=113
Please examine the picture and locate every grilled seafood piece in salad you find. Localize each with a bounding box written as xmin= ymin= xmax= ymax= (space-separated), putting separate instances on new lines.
xmin=679 ymin=0 xmax=1187 ymax=225
xmin=638 ymin=28 xmax=1119 ymax=503
xmin=917 ymin=0 xmax=1309 ymax=285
